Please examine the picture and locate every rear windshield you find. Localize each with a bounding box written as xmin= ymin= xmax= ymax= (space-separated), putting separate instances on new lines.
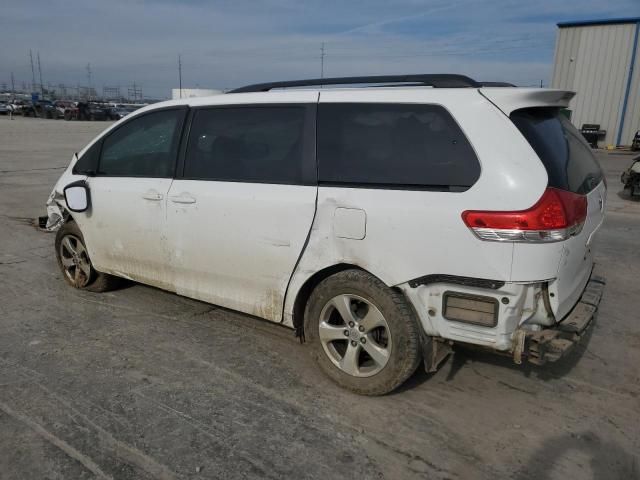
xmin=511 ymin=108 xmax=603 ymax=194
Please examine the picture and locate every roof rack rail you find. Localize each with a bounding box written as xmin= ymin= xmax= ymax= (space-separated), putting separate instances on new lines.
xmin=228 ymin=74 xmax=480 ymax=93
xmin=479 ymin=81 xmax=516 ymax=87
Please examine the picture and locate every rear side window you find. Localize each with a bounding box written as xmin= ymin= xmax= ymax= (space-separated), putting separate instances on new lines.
xmin=184 ymin=107 xmax=306 ymax=184
xmin=98 ymin=109 xmax=185 ymax=177
xmin=317 ymin=103 xmax=480 ymax=190
xmin=511 ymin=108 xmax=603 ymax=194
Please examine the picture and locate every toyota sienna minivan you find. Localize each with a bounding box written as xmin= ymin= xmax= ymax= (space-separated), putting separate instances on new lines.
xmin=45 ymin=74 xmax=606 ymax=395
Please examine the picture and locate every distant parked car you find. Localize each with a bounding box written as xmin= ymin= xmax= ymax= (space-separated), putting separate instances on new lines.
xmin=86 ymin=102 xmax=110 ymax=121
xmin=9 ymin=100 xmax=28 ymax=115
xmin=20 ymin=102 xmax=38 ymax=117
xmin=0 ymin=101 xmax=9 ymax=115
xmin=108 ymin=105 xmax=139 ymax=120
xmin=54 ymin=100 xmax=75 ymax=119
xmin=632 ymin=130 xmax=640 ymax=151
xmin=621 ymin=155 xmax=640 ymax=197
xmin=64 ymin=102 xmax=109 ymax=121
xmin=33 ymin=100 xmax=59 ymax=118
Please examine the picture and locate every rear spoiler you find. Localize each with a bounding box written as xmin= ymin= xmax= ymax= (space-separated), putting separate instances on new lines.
xmin=479 ymin=88 xmax=575 ymax=115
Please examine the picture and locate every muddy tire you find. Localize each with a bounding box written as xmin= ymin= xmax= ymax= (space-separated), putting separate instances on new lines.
xmin=55 ymin=220 xmax=122 ymax=292
xmin=304 ymin=269 xmax=422 ymax=395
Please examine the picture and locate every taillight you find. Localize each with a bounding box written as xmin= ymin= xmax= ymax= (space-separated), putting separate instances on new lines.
xmin=462 ymin=188 xmax=587 ymax=243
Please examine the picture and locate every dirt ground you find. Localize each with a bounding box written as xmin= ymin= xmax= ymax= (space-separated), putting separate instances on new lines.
xmin=0 ymin=115 xmax=638 ymax=480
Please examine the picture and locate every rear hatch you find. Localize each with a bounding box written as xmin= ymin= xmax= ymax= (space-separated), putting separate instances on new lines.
xmin=510 ymin=107 xmax=605 ymax=320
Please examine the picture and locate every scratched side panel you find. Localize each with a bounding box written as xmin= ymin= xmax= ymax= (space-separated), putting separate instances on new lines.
xmin=166 ymin=181 xmax=317 ymax=322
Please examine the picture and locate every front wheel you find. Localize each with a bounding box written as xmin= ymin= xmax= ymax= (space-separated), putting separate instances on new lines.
xmin=304 ymin=269 xmax=422 ymax=395
xmin=55 ymin=221 xmax=121 ymax=292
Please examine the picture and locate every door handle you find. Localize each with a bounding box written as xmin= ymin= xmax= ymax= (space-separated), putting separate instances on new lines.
xmin=142 ymin=190 xmax=163 ymax=201
xmin=170 ymin=193 xmax=196 ymax=204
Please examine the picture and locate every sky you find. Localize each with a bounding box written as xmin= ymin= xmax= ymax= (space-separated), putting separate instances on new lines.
xmin=1 ymin=0 xmax=638 ymax=99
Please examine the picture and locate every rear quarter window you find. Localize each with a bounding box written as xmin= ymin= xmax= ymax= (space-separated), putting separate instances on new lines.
xmin=510 ymin=108 xmax=603 ymax=194
xmin=317 ymin=103 xmax=480 ymax=190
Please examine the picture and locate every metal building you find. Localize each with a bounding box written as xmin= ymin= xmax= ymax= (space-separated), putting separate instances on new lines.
xmin=551 ymin=17 xmax=640 ymax=147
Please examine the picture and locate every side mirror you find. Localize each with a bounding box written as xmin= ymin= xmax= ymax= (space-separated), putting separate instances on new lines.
xmin=63 ymin=181 xmax=91 ymax=213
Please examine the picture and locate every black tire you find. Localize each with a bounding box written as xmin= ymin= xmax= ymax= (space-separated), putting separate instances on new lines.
xmin=55 ymin=220 xmax=122 ymax=292
xmin=304 ymin=269 xmax=422 ymax=395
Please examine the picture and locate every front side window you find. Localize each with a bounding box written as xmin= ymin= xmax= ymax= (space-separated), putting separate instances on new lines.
xmin=317 ymin=103 xmax=480 ymax=189
xmin=184 ymin=106 xmax=306 ymax=184
xmin=99 ymin=109 xmax=185 ymax=177
xmin=73 ymin=141 xmax=101 ymax=175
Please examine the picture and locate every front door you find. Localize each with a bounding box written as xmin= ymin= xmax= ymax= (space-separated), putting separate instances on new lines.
xmin=78 ymin=107 xmax=187 ymax=288
xmin=166 ymin=102 xmax=318 ymax=321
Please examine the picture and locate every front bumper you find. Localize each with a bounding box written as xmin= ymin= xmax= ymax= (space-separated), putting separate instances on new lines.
xmin=514 ymin=270 xmax=605 ymax=365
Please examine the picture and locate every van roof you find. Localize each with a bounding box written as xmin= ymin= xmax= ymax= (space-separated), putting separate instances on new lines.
xmin=138 ymin=84 xmax=576 ymax=115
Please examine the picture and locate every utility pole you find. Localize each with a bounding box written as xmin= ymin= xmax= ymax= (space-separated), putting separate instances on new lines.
xmin=10 ymin=72 xmax=15 ymax=95
xmin=128 ymin=82 xmax=142 ymax=102
xmin=86 ymin=63 xmax=92 ymax=100
xmin=37 ymin=51 xmax=44 ymax=95
xmin=178 ymin=54 xmax=182 ymax=99
xmin=320 ymin=42 xmax=325 ymax=79
xmin=29 ymin=50 xmax=36 ymax=93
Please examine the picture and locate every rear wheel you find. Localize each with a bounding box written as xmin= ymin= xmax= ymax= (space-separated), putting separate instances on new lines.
xmin=55 ymin=221 xmax=121 ymax=292
xmin=304 ymin=269 xmax=422 ymax=395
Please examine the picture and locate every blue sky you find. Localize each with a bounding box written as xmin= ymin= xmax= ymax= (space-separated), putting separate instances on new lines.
xmin=1 ymin=0 xmax=638 ymax=98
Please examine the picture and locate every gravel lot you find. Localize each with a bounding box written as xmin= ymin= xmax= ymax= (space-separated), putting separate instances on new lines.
xmin=1 ymin=116 xmax=639 ymax=480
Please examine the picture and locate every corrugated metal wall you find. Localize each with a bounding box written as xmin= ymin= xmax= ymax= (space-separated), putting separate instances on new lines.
xmin=551 ymin=22 xmax=639 ymax=146
xmin=620 ymin=31 xmax=640 ymax=144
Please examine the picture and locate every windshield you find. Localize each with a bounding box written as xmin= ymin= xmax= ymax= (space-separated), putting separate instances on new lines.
xmin=511 ymin=108 xmax=604 ymax=194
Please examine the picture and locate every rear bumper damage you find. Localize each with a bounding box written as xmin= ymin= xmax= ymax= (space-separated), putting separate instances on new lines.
xmin=513 ymin=269 xmax=605 ymax=365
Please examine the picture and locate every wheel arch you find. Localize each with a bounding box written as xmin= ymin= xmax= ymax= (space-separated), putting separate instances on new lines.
xmin=291 ymin=263 xmax=393 ymax=340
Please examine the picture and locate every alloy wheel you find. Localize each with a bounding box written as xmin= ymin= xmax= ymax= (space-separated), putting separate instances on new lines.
xmin=59 ymin=234 xmax=92 ymax=288
xmin=318 ymin=294 xmax=392 ymax=377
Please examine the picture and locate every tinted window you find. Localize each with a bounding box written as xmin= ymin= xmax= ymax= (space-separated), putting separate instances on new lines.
xmin=99 ymin=109 xmax=184 ymax=177
xmin=184 ymin=107 xmax=305 ymax=184
xmin=72 ymin=141 xmax=101 ymax=175
xmin=511 ymin=108 xmax=603 ymax=194
xmin=317 ymin=103 xmax=480 ymax=189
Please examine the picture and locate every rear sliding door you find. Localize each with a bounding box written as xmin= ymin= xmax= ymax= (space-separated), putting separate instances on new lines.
xmin=166 ymin=103 xmax=317 ymax=322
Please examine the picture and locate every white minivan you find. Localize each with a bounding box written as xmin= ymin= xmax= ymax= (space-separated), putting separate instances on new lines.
xmin=46 ymin=74 xmax=606 ymax=395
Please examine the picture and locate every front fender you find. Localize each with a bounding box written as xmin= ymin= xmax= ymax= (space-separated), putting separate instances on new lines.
xmin=44 ymin=155 xmax=86 ymax=231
